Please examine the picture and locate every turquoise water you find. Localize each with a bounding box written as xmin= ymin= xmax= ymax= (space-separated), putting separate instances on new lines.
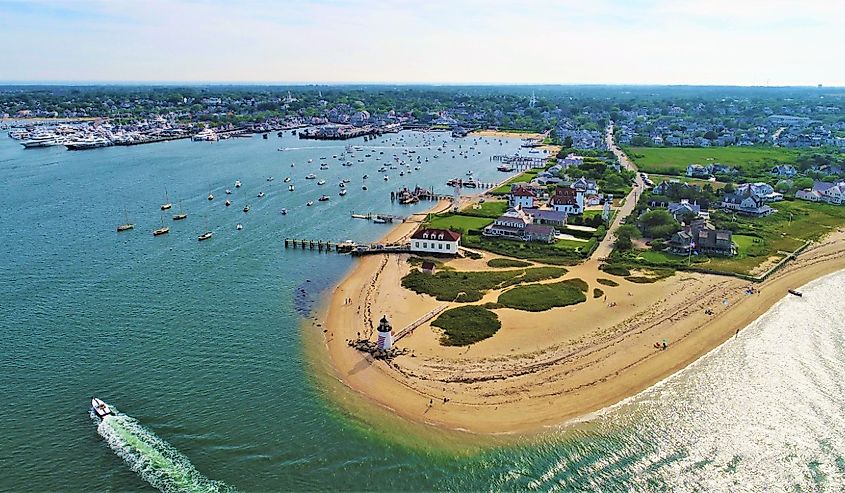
xmin=2 ymin=131 xmax=844 ymax=492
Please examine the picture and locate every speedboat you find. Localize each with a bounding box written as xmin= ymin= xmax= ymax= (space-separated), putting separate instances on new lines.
xmin=305 ymin=174 xmax=316 ymax=180
xmin=91 ymin=397 xmax=114 ymax=419
xmin=207 ymin=193 xmax=214 ymax=201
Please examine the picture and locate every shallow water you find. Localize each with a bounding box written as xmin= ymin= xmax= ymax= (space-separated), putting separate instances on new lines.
xmin=2 ymin=130 xmax=843 ymax=492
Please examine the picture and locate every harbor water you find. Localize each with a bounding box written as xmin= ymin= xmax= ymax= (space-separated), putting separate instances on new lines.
xmin=1 ymin=131 xmax=844 ymax=491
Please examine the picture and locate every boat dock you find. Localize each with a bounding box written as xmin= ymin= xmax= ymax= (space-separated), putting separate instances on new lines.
xmin=391 ymin=186 xmax=451 ymax=204
xmin=284 ymin=238 xmax=357 ymax=253
xmin=350 ymin=212 xmax=405 ymax=223
xmin=491 ymin=154 xmax=548 ymax=169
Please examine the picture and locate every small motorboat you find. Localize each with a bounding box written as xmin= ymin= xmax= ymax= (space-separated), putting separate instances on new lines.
xmin=305 ymin=174 xmax=316 ymax=180
xmin=362 ymin=186 xmax=368 ymax=191
xmin=339 ymin=189 xmax=347 ymax=196
xmin=236 ymin=224 xmax=243 ymax=230
xmin=243 ymin=205 xmax=250 ymax=213
xmin=342 ymin=179 xmax=350 ymax=184
xmin=257 ymin=191 xmax=265 ymax=198
xmin=317 ymin=180 xmax=326 ymax=185
xmin=267 ymin=176 xmax=274 ymax=182
xmin=306 ymin=201 xmax=314 ymax=206
xmin=362 ymin=174 xmax=368 ymax=179
xmin=235 ymin=180 xmax=242 ymax=188
xmin=284 ymin=177 xmax=291 ymax=183
xmin=225 ymin=199 xmax=231 ymax=206
xmin=207 ymin=193 xmax=214 ymax=201
xmin=338 ymin=182 xmax=345 ymax=188
xmin=383 ymin=175 xmax=389 ymax=181
xmin=788 ymin=289 xmax=803 ymax=297
xmin=280 ymin=208 xmax=288 ymax=215
xmin=318 ymin=195 xmax=330 ymax=202
xmin=91 ymin=397 xmax=114 ymax=419
xmin=288 ymin=185 xmax=295 ymax=191
xmin=198 ymin=231 xmax=213 ymax=241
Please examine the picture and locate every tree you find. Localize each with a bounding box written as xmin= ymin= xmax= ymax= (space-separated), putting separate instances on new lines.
xmin=638 ymin=210 xmax=679 ymax=239
xmin=614 ymin=224 xmax=641 ymax=251
xmin=723 ymin=182 xmax=736 ymax=194
xmin=793 ymin=177 xmax=814 ymax=190
xmin=562 ymin=136 xmax=573 ymax=149
xmin=703 ymin=130 xmax=718 ymax=140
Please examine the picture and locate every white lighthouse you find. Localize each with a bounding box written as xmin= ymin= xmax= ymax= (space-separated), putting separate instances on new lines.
xmin=376 ymin=315 xmax=393 ymax=350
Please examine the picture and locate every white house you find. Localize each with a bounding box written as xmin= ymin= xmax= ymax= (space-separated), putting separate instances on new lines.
xmin=550 ymin=186 xmax=584 ymax=215
xmin=509 ymin=187 xmax=537 ymax=208
xmin=410 ymin=228 xmax=461 ymax=255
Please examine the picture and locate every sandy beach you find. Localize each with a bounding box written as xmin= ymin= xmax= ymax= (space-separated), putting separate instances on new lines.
xmin=310 ymin=209 xmax=845 ymax=435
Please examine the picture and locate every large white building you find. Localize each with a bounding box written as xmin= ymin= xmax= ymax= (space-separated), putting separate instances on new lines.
xmin=410 ymin=228 xmax=461 ymax=255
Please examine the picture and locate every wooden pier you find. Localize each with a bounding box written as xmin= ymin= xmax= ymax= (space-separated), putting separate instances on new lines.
xmin=491 ymin=154 xmax=548 ymax=170
xmin=283 ymin=238 xmax=356 ymax=253
xmin=350 ymin=212 xmax=405 ymax=223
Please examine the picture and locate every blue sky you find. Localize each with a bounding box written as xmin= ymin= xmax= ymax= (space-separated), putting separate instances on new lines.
xmin=0 ymin=0 xmax=840 ymax=85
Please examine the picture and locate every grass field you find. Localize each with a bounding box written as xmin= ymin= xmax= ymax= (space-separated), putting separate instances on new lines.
xmin=461 ymin=200 xmax=509 ymax=218
xmin=624 ymin=146 xmax=799 ymax=176
xmin=401 ymin=266 xmax=567 ymax=302
xmin=462 ymin=234 xmax=592 ymax=265
xmin=431 ymin=306 xmax=502 ymax=346
xmin=487 ymin=258 xmax=532 ymax=268
xmin=648 ymin=173 xmax=728 ymax=189
xmin=497 ymin=278 xmax=588 ymax=311
xmin=426 ymin=214 xmax=493 ymax=233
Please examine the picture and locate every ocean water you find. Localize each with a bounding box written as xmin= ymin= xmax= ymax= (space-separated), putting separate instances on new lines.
xmin=1 ymin=130 xmax=843 ymax=492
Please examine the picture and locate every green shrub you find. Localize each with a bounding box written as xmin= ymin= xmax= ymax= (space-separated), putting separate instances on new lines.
xmin=464 ymin=250 xmax=483 ymax=260
xmin=432 ymin=306 xmax=502 ymax=346
xmin=497 ymin=279 xmax=587 ymax=312
xmin=600 ymin=264 xmax=631 ymax=277
xmin=593 ymin=288 xmax=604 ymax=299
xmin=596 ymin=278 xmax=619 ymax=287
xmin=487 ymin=258 xmax=531 ymax=268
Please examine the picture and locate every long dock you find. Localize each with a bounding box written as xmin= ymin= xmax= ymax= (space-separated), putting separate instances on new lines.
xmin=283 ymin=238 xmax=356 ymax=253
xmin=491 ymin=154 xmax=548 ymax=169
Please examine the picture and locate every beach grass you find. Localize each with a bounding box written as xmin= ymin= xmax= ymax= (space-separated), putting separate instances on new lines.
xmin=462 ymin=234 xmax=593 ymax=265
xmin=401 ymin=266 xmax=567 ymax=302
xmin=431 ymin=306 xmax=502 ymax=346
xmin=497 ymin=278 xmax=588 ymax=311
xmin=596 ymin=278 xmax=619 ymax=287
xmin=593 ymin=288 xmax=604 ymax=298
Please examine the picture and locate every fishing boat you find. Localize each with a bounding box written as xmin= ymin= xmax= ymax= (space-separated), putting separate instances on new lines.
xmin=280 ymin=208 xmax=288 ymax=215
xmin=318 ymin=195 xmax=330 ymax=202
xmin=257 ymin=191 xmax=265 ymax=198
xmin=243 ymin=205 xmax=250 ymax=213
xmin=306 ymin=201 xmax=314 ymax=206
xmin=235 ymin=180 xmax=242 ymax=188
xmin=339 ymin=189 xmax=347 ymax=196
xmin=91 ymin=398 xmax=114 ymax=419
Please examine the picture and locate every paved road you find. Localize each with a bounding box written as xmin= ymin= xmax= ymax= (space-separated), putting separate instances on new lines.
xmin=589 ymin=123 xmax=644 ymax=261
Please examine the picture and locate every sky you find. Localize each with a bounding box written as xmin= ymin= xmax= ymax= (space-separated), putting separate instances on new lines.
xmin=0 ymin=0 xmax=842 ymax=86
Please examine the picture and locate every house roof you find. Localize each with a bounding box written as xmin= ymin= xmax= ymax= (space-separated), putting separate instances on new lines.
xmin=523 ymin=208 xmax=567 ymax=221
xmin=411 ymin=228 xmax=461 ymax=241
xmin=525 ymin=224 xmax=555 ymax=236
xmin=511 ymin=188 xmax=536 ymax=197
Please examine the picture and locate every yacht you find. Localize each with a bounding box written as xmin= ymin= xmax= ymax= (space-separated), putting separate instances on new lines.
xmin=8 ymin=129 xmax=30 ymax=140
xmin=21 ymin=132 xmax=64 ymax=148
xmin=65 ymin=135 xmax=112 ymax=150
xmin=192 ymin=128 xmax=218 ymax=142
xmin=117 ymin=223 xmax=134 ymax=232
xmin=172 ymin=202 xmax=187 ymax=220
xmin=160 ymin=191 xmax=172 ymax=211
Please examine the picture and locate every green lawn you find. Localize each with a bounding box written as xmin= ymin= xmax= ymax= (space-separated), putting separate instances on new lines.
xmin=462 ymin=234 xmax=589 ymax=265
xmin=648 ymin=173 xmax=728 ymax=189
xmin=426 ymin=214 xmax=493 ymax=233
xmin=624 ymin=146 xmax=799 ymax=176
xmin=497 ymin=278 xmax=588 ymax=312
xmin=402 ymin=266 xmax=567 ymax=302
xmin=489 ymin=170 xmax=542 ymax=195
xmin=431 ymin=306 xmax=502 ymax=346
xmin=487 ymin=258 xmax=532 ymax=268
xmin=461 ymin=200 xmax=509 ymax=219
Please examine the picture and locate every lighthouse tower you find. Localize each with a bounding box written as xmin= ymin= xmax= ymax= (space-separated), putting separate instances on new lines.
xmin=377 ymin=315 xmax=393 ymax=350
